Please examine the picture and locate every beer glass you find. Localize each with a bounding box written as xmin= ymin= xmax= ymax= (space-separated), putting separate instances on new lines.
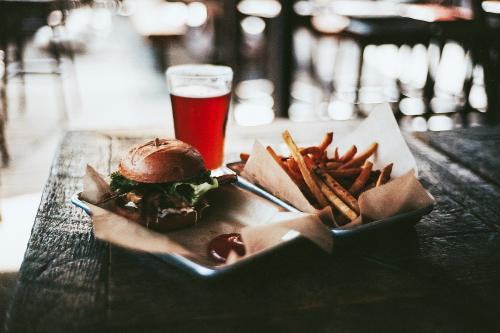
xmin=167 ymin=64 xmax=233 ymax=169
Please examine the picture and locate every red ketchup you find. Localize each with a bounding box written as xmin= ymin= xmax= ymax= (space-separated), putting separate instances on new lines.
xmin=208 ymin=233 xmax=246 ymax=263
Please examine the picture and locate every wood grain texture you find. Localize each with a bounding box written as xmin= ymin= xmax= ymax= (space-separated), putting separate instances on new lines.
xmin=5 ymin=132 xmax=112 ymax=332
xmin=6 ymin=130 xmax=500 ymax=332
xmin=109 ymin=245 xmax=484 ymax=333
xmin=407 ymin=134 xmax=500 ymax=232
xmin=415 ymin=126 xmax=500 ymax=187
xmin=357 ymin=134 xmax=500 ymax=325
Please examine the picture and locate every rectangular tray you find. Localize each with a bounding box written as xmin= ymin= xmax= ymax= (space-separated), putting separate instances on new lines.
xmin=71 ymin=174 xmax=433 ymax=278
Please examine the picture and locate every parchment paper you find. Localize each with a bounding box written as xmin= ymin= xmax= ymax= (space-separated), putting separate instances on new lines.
xmin=242 ymin=103 xmax=434 ymax=227
xmin=333 ymin=104 xmax=418 ymax=177
xmin=81 ymin=166 xmax=333 ymax=268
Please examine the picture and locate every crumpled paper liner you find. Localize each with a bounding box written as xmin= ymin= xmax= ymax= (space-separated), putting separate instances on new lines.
xmin=81 ymin=166 xmax=333 ymax=268
xmin=242 ymin=103 xmax=435 ymax=227
xmin=332 ymin=103 xmax=418 ymax=178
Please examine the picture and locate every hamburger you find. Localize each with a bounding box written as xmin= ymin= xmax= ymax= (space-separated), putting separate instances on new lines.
xmin=109 ymin=138 xmax=235 ymax=232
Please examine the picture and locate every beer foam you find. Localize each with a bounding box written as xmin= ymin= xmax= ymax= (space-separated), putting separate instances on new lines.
xmin=171 ymin=85 xmax=229 ymax=98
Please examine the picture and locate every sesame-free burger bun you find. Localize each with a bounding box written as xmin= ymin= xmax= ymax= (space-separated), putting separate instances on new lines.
xmin=114 ymin=205 xmax=197 ymax=232
xmin=118 ymin=138 xmax=206 ymax=183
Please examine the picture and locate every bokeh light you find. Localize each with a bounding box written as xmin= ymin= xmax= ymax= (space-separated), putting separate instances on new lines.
xmin=187 ymin=2 xmax=208 ymax=28
xmin=241 ymin=16 xmax=266 ymax=35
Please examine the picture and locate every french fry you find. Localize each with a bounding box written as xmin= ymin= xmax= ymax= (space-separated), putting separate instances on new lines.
xmin=241 ymin=131 xmax=394 ymax=227
xmin=266 ymin=147 xmax=307 ymax=192
xmin=292 ymin=160 xmax=319 ymax=203
xmin=302 ymin=155 xmax=316 ymax=169
xmin=314 ymin=167 xmax=360 ymax=214
xmin=325 ymin=161 xmax=342 ymax=169
xmin=339 ymin=142 xmax=378 ymax=169
xmin=321 ymin=150 xmax=329 ymax=162
xmin=300 ymin=159 xmax=357 ymax=220
xmin=287 ymin=158 xmax=300 ymax=173
xmin=306 ymin=154 xmax=358 ymax=216
xmin=376 ymin=163 xmax=393 ymax=187
xmin=317 ymin=160 xmax=326 ymax=168
xmin=322 ymin=168 xmax=361 ymax=178
xmin=300 ymin=146 xmax=322 ymax=157
xmin=266 ymin=146 xmax=286 ymax=169
xmin=240 ymin=153 xmax=249 ymax=162
xmin=339 ymin=145 xmax=357 ymax=163
xmin=277 ymin=158 xmax=316 ymax=202
xmin=361 ymin=171 xmax=380 ymax=193
xmin=318 ymin=132 xmax=333 ymax=152
xmin=282 ymin=131 xmax=329 ymax=207
xmin=317 ymin=180 xmax=357 ymax=221
xmin=349 ymin=161 xmax=373 ymax=194
xmin=286 ymin=158 xmax=303 ymax=182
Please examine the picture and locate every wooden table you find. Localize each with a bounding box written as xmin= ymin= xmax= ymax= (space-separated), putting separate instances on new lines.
xmin=5 ymin=125 xmax=500 ymax=332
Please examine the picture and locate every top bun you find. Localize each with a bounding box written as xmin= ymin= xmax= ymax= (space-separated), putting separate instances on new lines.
xmin=118 ymin=138 xmax=206 ymax=183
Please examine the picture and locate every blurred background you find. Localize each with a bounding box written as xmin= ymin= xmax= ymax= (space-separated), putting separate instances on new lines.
xmin=1 ymin=0 xmax=499 ymax=322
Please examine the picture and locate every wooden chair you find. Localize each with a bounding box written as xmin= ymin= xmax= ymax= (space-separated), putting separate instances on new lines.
xmin=310 ymin=2 xmax=433 ymax=113
xmin=412 ymin=1 xmax=499 ymax=121
xmin=234 ymin=0 xmax=293 ymax=117
xmin=460 ymin=0 xmax=500 ymax=121
xmin=0 ymin=52 xmax=8 ymax=164
xmin=0 ymin=113 xmax=10 ymax=166
xmin=0 ymin=0 xmax=73 ymax=165
xmin=310 ymin=1 xmax=493 ymax=121
xmin=0 ymin=0 xmax=71 ymax=120
xmin=0 ymin=105 xmax=9 ymax=166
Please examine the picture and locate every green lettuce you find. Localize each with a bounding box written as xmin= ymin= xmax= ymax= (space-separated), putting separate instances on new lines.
xmin=167 ymin=178 xmax=219 ymax=206
xmin=109 ymin=170 xmax=218 ymax=206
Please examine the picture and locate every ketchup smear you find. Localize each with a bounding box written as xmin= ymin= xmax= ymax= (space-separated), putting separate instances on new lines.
xmin=208 ymin=233 xmax=246 ymax=263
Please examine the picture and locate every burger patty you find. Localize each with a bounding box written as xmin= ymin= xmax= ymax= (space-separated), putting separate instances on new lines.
xmin=111 ymin=173 xmax=236 ymax=228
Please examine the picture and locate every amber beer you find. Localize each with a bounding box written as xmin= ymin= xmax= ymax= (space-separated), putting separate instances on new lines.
xmin=167 ymin=65 xmax=233 ymax=170
xmin=170 ymin=86 xmax=231 ymax=169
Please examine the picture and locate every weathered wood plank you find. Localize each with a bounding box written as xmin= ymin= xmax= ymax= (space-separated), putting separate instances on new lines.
xmin=355 ymin=135 xmax=500 ymax=320
xmin=415 ymin=126 xmax=500 ymax=187
xmin=49 ymin=131 xmax=111 ymax=178
xmin=407 ymin=134 xmax=500 ymax=232
xmin=358 ymin=229 xmax=500 ymax=314
xmin=7 ymin=285 xmax=107 ymax=332
xmin=5 ymin=132 xmax=112 ymax=332
xmin=108 ymin=245 xmax=492 ymax=332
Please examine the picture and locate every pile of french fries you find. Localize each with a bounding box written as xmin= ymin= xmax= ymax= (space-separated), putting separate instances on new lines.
xmin=240 ymin=131 xmax=393 ymax=226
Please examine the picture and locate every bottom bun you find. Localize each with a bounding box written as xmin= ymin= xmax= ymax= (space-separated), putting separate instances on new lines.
xmin=149 ymin=209 xmax=197 ymax=233
xmin=114 ymin=205 xmax=141 ymax=222
xmin=114 ymin=206 xmax=197 ymax=233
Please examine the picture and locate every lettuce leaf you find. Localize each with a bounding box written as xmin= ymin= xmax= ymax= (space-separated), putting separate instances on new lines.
xmin=109 ymin=170 xmax=218 ymax=206
xmin=167 ymin=178 xmax=219 ymax=206
xmin=110 ymin=172 xmax=140 ymax=193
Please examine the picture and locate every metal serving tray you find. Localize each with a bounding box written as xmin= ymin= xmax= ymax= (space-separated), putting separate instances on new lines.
xmin=70 ymin=173 xmax=433 ymax=278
